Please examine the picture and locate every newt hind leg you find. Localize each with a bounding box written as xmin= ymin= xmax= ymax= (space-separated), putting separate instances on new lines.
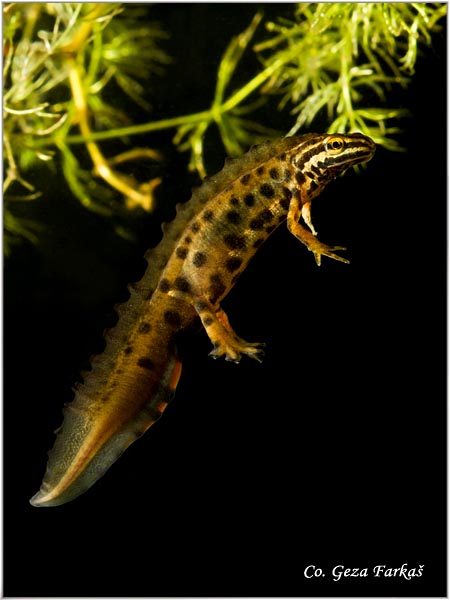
xmin=200 ymin=302 xmax=265 ymax=363
xmin=168 ymin=291 xmax=265 ymax=363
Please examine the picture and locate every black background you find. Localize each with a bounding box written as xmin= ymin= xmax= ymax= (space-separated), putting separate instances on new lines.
xmin=4 ymin=4 xmax=446 ymax=597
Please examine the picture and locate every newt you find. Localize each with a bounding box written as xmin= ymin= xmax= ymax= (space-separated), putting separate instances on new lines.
xmin=30 ymin=132 xmax=375 ymax=507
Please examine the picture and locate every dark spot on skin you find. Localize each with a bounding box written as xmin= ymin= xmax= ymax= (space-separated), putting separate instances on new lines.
xmin=176 ymin=247 xmax=189 ymax=259
xmin=124 ymin=346 xmax=134 ymax=355
xmin=196 ymin=301 xmax=209 ymax=313
xmin=256 ymin=166 xmax=265 ymax=176
xmin=269 ymin=167 xmax=279 ymax=180
xmin=240 ymin=173 xmax=251 ymax=185
xmin=226 ymin=210 xmax=242 ymax=225
xmin=202 ymin=210 xmax=215 ymax=223
xmin=282 ymin=186 xmax=293 ymax=199
xmin=159 ymin=278 xmax=171 ymax=293
xmin=203 ymin=316 xmax=214 ymax=327
xmin=174 ymin=276 xmax=191 ymax=293
xmin=244 ymin=193 xmax=255 ymax=207
xmin=249 ymin=209 xmax=273 ymax=231
xmin=138 ymin=321 xmax=151 ymax=334
xmin=261 ymin=209 xmax=274 ymax=222
xmin=295 ymin=171 xmax=306 ymax=185
xmin=309 ymin=180 xmax=318 ymax=192
xmin=225 ymin=256 xmax=243 ymax=272
xmin=137 ymin=357 xmax=155 ymax=370
xmin=209 ymin=273 xmax=226 ymax=300
xmin=253 ymin=238 xmax=265 ymax=249
xmin=223 ymin=233 xmax=246 ymax=250
xmin=164 ymin=310 xmax=182 ymax=327
xmin=193 ymin=252 xmax=207 ymax=267
xmin=284 ymin=169 xmax=292 ymax=181
xmin=191 ymin=222 xmax=201 ymax=233
xmin=184 ymin=235 xmax=192 ymax=244
xmin=279 ymin=194 xmax=291 ymax=211
xmin=224 ymin=183 xmax=234 ymax=193
xmin=230 ymin=197 xmax=239 ymax=206
xmin=279 ymin=152 xmax=286 ymax=161
xmin=259 ymin=183 xmax=275 ymax=198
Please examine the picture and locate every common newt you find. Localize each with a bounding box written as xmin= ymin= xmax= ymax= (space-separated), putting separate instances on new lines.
xmin=30 ymin=132 xmax=375 ymax=507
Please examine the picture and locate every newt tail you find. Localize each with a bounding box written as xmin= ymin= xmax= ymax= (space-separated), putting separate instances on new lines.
xmin=31 ymin=132 xmax=375 ymax=507
xmin=30 ymin=297 xmax=184 ymax=507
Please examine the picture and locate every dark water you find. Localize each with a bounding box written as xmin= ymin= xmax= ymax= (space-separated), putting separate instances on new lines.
xmin=4 ymin=4 xmax=446 ymax=597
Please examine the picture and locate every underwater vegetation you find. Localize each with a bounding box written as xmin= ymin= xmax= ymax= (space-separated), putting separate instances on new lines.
xmin=3 ymin=2 xmax=446 ymax=254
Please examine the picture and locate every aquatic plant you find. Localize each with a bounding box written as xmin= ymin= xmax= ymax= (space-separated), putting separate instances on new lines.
xmin=3 ymin=3 xmax=446 ymax=254
xmin=4 ymin=3 xmax=169 ymax=252
xmin=255 ymin=3 xmax=447 ymax=148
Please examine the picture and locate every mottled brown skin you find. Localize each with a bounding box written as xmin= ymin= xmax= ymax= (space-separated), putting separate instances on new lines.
xmin=30 ymin=133 xmax=375 ymax=507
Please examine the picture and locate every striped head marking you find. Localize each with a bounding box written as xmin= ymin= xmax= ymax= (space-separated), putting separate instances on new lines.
xmin=321 ymin=133 xmax=376 ymax=168
xmin=291 ymin=132 xmax=376 ymax=197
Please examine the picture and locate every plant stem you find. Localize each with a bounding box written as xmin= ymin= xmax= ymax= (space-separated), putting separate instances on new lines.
xmin=68 ymin=58 xmax=156 ymax=209
xmin=33 ymin=44 xmax=288 ymax=150
xmin=51 ymin=111 xmax=212 ymax=145
xmin=221 ymin=56 xmax=285 ymax=113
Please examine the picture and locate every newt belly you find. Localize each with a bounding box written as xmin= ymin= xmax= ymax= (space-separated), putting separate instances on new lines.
xmin=30 ymin=132 xmax=375 ymax=507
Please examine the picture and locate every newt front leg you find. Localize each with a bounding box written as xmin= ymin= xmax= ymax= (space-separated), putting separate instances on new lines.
xmin=287 ymin=198 xmax=349 ymax=266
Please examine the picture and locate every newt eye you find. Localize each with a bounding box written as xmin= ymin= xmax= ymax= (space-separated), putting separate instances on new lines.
xmin=325 ymin=136 xmax=345 ymax=154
